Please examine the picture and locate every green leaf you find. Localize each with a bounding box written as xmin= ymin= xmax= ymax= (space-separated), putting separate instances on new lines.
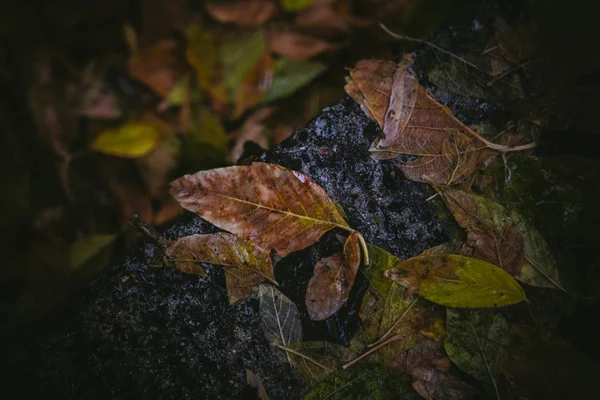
xmin=221 ymin=31 xmax=267 ymax=100
xmin=445 ymin=309 xmax=509 ymax=384
xmin=181 ymin=107 xmax=229 ymax=170
xmin=258 ymin=284 xmax=302 ymax=347
xmin=70 ymin=234 xmax=115 ymax=271
xmin=280 ymin=341 xmax=357 ymax=386
xmin=303 ymin=363 xmax=419 ymax=400
xmin=92 ymin=122 xmax=162 ymax=158
xmin=361 ymin=244 xmax=402 ymax=295
xmin=280 ymin=0 xmax=313 ymax=12
xmin=164 ymin=75 xmax=193 ymax=107
xmin=385 ymin=254 xmax=527 ymax=308
xmin=262 ymin=58 xmax=326 ymax=103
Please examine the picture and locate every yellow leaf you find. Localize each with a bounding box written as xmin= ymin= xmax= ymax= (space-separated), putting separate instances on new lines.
xmin=92 ymin=122 xmax=162 ymax=158
xmin=385 ymin=254 xmax=527 ymax=308
xmin=280 ymin=0 xmax=312 ymax=12
xmin=70 ymin=234 xmax=115 ymax=271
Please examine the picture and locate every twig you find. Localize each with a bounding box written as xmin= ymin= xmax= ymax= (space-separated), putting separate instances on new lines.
xmin=342 ymin=334 xmax=403 ymax=369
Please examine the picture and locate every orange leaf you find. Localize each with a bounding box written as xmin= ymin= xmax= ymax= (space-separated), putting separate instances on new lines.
xmin=206 ymin=0 xmax=278 ymax=27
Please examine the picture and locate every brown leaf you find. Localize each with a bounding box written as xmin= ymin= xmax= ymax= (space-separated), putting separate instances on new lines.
xmin=306 ymin=252 xmax=358 ymax=321
xmin=206 ymin=0 xmax=278 ymax=27
xmin=169 ymin=162 xmax=356 ymax=257
xmin=225 ymin=269 xmax=265 ymax=304
xmin=128 ymin=40 xmax=182 ymax=98
xmin=233 ymin=52 xmax=274 ymax=118
xmin=343 ymin=231 xmax=361 ymax=274
xmin=229 ymin=107 xmax=274 ymax=163
xmin=246 ymin=369 xmax=270 ymax=400
xmin=295 ymin=3 xmax=352 ymax=38
xmin=268 ymin=31 xmax=335 ymax=61
xmin=164 ymin=232 xmax=275 ymax=286
xmin=344 ymin=59 xmax=397 ymax=128
xmin=390 ymin=339 xmax=478 ymax=400
xmin=366 ymin=56 xmax=495 ymax=185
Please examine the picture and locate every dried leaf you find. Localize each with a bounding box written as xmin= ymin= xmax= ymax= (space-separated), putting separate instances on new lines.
xmin=92 ymin=121 xmax=162 ymax=158
xmin=234 ymin=52 xmax=274 ymax=118
xmin=225 ymin=268 xmax=265 ymax=304
xmin=262 ymin=58 xmax=326 ymax=103
xmin=170 ymin=162 xmax=358 ymax=257
xmin=303 ymin=363 xmax=419 ymax=400
xmin=137 ymin=136 xmax=180 ymax=198
xmin=258 ymin=284 xmax=302 ymax=346
xmin=268 ymin=31 xmax=335 ymax=61
xmin=229 ymin=107 xmax=274 ymax=163
xmin=280 ymin=341 xmax=356 ymax=386
xmin=444 ymin=309 xmax=509 ymax=384
xmin=295 ymin=3 xmax=351 ymax=38
xmin=246 ymin=369 xmax=270 ymax=400
xmin=344 ymin=59 xmax=397 ymax=128
xmin=306 ymin=251 xmax=358 ymax=321
xmin=384 ymin=254 xmax=527 ymax=308
xmin=128 ymin=40 xmax=181 ymax=97
xmin=206 ymin=0 xmax=278 ymax=27
xmin=390 ymin=339 xmax=478 ymax=400
xmin=438 ymin=186 xmax=563 ymax=290
xmin=343 ymin=231 xmax=361 ymax=274
xmin=164 ymin=232 xmax=275 ymax=286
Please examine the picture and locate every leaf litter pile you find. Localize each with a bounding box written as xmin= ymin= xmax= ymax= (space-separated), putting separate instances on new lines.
xmin=3 ymin=0 xmax=600 ymax=399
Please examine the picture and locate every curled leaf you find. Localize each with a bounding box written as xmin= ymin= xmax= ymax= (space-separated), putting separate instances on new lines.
xmin=170 ymin=162 xmax=362 ymax=257
xmin=258 ymin=284 xmax=302 ymax=346
xmin=445 ymin=309 xmax=509 ymax=385
xmin=306 ymin=253 xmax=357 ymax=321
xmin=205 ymin=0 xmax=278 ymax=27
xmin=385 ymin=254 xmax=527 ymax=308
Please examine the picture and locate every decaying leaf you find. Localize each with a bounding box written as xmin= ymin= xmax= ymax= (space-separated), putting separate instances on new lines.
xmin=279 ymin=341 xmax=357 ymax=386
xmin=246 ymin=369 xmax=270 ymax=400
xmin=92 ymin=121 xmax=162 ymax=158
xmin=262 ymin=58 xmax=327 ymax=103
xmin=390 ymin=339 xmax=478 ymax=400
xmin=170 ymin=162 xmax=367 ymax=260
xmin=268 ymin=31 xmax=335 ymax=61
xmin=295 ymin=3 xmax=351 ymax=38
xmin=303 ymin=363 xmax=419 ymax=400
xmin=206 ymin=0 xmax=278 ymax=28
xmin=164 ymin=232 xmax=275 ymax=288
xmin=128 ymin=40 xmax=181 ymax=97
xmin=437 ymin=186 xmax=563 ymax=290
xmin=445 ymin=309 xmax=509 ymax=386
xmin=343 ymin=231 xmax=361 ymax=275
xmin=306 ymin=252 xmax=358 ymax=321
xmin=384 ymin=254 xmax=527 ymax=308
xmin=344 ymin=59 xmax=397 ymax=128
xmin=258 ymin=284 xmax=302 ymax=347
xmin=233 ymin=52 xmax=274 ymax=118
xmin=225 ymin=268 xmax=265 ymax=304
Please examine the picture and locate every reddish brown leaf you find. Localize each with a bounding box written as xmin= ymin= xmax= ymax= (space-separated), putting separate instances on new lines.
xmin=343 ymin=231 xmax=362 ymax=274
xmin=128 ymin=40 xmax=182 ymax=98
xmin=295 ymin=3 xmax=352 ymax=38
xmin=206 ymin=0 xmax=278 ymax=27
xmin=390 ymin=339 xmax=478 ymax=400
xmin=344 ymin=59 xmax=397 ymax=128
xmin=225 ymin=269 xmax=265 ymax=304
xmin=268 ymin=31 xmax=335 ymax=61
xmin=229 ymin=107 xmax=274 ymax=163
xmin=233 ymin=52 xmax=274 ymax=119
xmin=306 ymin=252 xmax=358 ymax=321
xmin=170 ymin=163 xmax=366 ymax=258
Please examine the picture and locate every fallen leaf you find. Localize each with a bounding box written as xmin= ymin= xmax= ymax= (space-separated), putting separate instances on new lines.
xmin=170 ymin=162 xmax=367 ymax=259
xmin=164 ymin=232 xmax=275 ymax=286
xmin=246 ymin=369 xmax=270 ymax=400
xmin=233 ymin=52 xmax=274 ymax=118
xmin=225 ymin=268 xmax=265 ymax=304
xmin=360 ymin=244 xmax=402 ymax=295
xmin=92 ymin=121 xmax=162 ymax=158
xmin=278 ymin=341 xmax=356 ymax=386
xmin=262 ymin=58 xmax=326 ymax=103
xmin=306 ymin=252 xmax=358 ymax=321
xmin=344 ymin=59 xmax=397 ymax=128
xmin=384 ymin=254 xmax=527 ymax=308
xmin=268 ymin=31 xmax=335 ymax=61
xmin=343 ymin=231 xmax=361 ymax=274
xmin=389 ymin=339 xmax=478 ymax=400
xmin=280 ymin=0 xmax=313 ymax=12
xmin=181 ymin=106 xmax=229 ymax=170
xmin=295 ymin=3 xmax=351 ymax=38
xmin=206 ymin=0 xmax=278 ymax=27
xmin=128 ymin=40 xmax=181 ymax=97
xmin=69 ymin=234 xmax=115 ymax=271
xmin=437 ymin=186 xmax=563 ymax=290
xmin=137 ymin=136 xmax=181 ymax=198
xmin=258 ymin=284 xmax=302 ymax=346
xmin=229 ymin=107 xmax=274 ymax=163
xmin=303 ymin=363 xmax=419 ymax=400
xmin=445 ymin=309 xmax=509 ymax=386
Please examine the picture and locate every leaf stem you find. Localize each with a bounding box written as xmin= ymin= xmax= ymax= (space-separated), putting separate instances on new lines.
xmin=356 ymin=232 xmax=370 ymax=265
xmin=272 ymin=343 xmax=332 ymax=373
xmin=342 ymin=334 xmax=403 ymax=369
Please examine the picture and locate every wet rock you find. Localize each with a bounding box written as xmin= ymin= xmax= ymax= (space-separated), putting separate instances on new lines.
xmin=1 ymin=97 xmax=446 ymax=399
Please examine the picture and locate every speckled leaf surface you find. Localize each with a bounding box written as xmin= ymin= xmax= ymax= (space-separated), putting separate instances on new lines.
xmin=258 ymin=284 xmax=302 ymax=347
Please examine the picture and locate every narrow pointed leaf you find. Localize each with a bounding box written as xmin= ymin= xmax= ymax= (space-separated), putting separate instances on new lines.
xmin=385 ymin=254 xmax=527 ymax=308
xmin=444 ymin=309 xmax=509 ymax=383
xmin=281 ymin=341 xmax=356 ymax=386
xmin=303 ymin=363 xmax=419 ymax=400
xmin=258 ymin=284 xmax=302 ymax=346
xmin=170 ymin=162 xmax=353 ymax=257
